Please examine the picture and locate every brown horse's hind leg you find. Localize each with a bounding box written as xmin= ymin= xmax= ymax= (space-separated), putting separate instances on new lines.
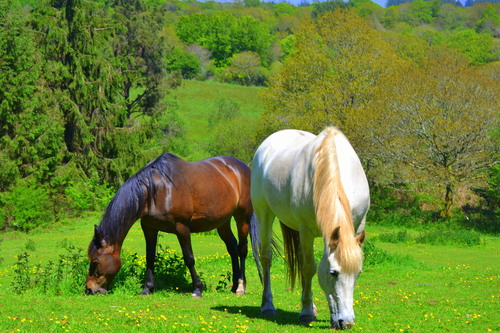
xmin=217 ymin=221 xmax=245 ymax=295
xmin=141 ymin=221 xmax=158 ymax=295
xmin=235 ymin=214 xmax=250 ymax=296
xmin=175 ymin=223 xmax=203 ymax=298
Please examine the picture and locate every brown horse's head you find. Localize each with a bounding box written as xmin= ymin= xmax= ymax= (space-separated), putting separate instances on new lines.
xmin=85 ymin=226 xmax=122 ymax=295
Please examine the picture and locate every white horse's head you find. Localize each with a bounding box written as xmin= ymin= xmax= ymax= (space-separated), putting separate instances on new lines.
xmin=318 ymin=227 xmax=365 ymax=329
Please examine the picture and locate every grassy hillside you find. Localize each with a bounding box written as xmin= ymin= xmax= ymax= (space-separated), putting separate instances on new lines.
xmin=170 ymin=80 xmax=266 ymax=161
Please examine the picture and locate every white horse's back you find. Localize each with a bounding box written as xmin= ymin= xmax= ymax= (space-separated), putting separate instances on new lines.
xmin=251 ymin=128 xmax=369 ymax=233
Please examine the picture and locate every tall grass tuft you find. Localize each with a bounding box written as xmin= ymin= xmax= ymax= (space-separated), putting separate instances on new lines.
xmin=11 ymin=243 xmax=87 ymax=295
xmin=415 ymin=229 xmax=482 ymax=247
xmin=10 ymin=242 xmax=191 ymax=296
xmin=363 ymin=240 xmax=420 ymax=267
xmin=374 ymin=229 xmax=482 ymax=247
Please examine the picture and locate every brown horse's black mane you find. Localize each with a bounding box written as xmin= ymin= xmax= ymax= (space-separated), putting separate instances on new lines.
xmin=92 ymin=153 xmax=179 ymax=248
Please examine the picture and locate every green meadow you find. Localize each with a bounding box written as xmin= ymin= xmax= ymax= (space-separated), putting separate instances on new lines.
xmin=0 ymin=214 xmax=498 ymax=332
xmin=171 ymin=80 xmax=265 ymax=161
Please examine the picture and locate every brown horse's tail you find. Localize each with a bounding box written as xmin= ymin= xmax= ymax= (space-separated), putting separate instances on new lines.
xmin=280 ymin=222 xmax=302 ymax=289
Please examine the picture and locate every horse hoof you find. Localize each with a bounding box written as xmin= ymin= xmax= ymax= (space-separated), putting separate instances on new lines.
xmin=236 ymin=290 xmax=246 ymax=296
xmin=140 ymin=289 xmax=152 ymax=296
xmin=262 ymin=309 xmax=276 ymax=316
xmin=299 ymin=315 xmax=317 ymax=324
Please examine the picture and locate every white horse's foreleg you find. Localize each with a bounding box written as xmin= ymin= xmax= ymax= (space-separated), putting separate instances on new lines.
xmin=257 ymin=209 xmax=276 ymax=316
xmin=299 ymin=229 xmax=317 ymax=323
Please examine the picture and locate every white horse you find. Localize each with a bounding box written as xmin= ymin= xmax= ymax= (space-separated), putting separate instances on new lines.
xmin=250 ymin=127 xmax=370 ymax=329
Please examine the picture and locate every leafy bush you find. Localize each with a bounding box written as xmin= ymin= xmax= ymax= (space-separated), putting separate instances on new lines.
xmin=64 ymin=176 xmax=115 ymax=215
xmin=207 ymin=116 xmax=258 ymax=164
xmin=0 ymin=179 xmax=53 ymax=231
xmin=167 ymin=47 xmax=201 ymax=79
xmin=207 ymin=98 xmax=241 ymax=128
xmin=220 ymin=52 xmax=268 ymax=86
xmin=153 ymin=244 xmax=191 ymax=292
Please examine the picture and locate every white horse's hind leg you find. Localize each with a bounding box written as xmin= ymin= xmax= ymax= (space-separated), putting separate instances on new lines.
xmin=299 ymin=228 xmax=317 ymax=323
xmin=256 ymin=208 xmax=276 ymax=316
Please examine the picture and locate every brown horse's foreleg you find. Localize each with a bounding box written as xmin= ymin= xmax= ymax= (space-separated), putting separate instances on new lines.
xmin=217 ymin=222 xmax=242 ymax=294
xmin=141 ymin=222 xmax=158 ymax=295
xmin=175 ymin=223 xmax=203 ymax=298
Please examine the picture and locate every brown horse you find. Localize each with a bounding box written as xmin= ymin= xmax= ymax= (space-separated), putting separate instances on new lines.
xmin=85 ymin=153 xmax=254 ymax=297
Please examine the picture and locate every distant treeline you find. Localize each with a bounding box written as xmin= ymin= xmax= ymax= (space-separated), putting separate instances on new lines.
xmin=0 ymin=0 xmax=498 ymax=232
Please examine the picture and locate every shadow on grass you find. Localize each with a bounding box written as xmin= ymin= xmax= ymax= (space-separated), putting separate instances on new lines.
xmin=211 ymin=305 xmax=331 ymax=328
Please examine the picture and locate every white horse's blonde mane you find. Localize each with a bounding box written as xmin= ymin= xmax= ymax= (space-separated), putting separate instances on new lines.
xmin=313 ymin=127 xmax=363 ymax=274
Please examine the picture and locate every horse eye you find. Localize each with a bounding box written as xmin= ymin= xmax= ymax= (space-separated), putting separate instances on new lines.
xmin=330 ymin=270 xmax=339 ymax=278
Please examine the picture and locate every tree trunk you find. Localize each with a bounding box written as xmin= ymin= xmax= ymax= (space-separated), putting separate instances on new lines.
xmin=441 ymin=184 xmax=454 ymax=218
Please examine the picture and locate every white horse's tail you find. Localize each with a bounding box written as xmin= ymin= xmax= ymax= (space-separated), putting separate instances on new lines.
xmin=249 ymin=213 xmax=263 ymax=282
xmin=280 ymin=222 xmax=301 ymax=289
xmin=249 ymin=212 xmax=282 ymax=284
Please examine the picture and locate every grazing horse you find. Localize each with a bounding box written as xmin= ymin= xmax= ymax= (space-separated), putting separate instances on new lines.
xmin=86 ymin=153 xmax=253 ymax=298
xmin=250 ymin=127 xmax=369 ymax=329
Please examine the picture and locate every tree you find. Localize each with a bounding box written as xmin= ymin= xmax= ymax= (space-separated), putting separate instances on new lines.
xmin=260 ymin=10 xmax=401 ymax=137
xmin=221 ymin=52 xmax=267 ymax=86
xmin=445 ymin=29 xmax=496 ymax=64
xmin=109 ymin=0 xmax=174 ymax=118
xmin=356 ymin=50 xmax=499 ymax=217
xmin=312 ymin=0 xmax=353 ymax=18
xmin=176 ymin=12 xmax=272 ymax=68
xmin=401 ymin=0 xmax=440 ymax=26
xmin=0 ymin=1 xmax=65 ymax=191
xmin=167 ymin=47 xmax=201 ymax=79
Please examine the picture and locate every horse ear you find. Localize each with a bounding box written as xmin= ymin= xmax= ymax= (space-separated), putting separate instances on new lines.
xmin=93 ymin=225 xmax=106 ymax=248
xmin=329 ymin=226 xmax=341 ymax=249
xmin=356 ymin=230 xmax=366 ymax=245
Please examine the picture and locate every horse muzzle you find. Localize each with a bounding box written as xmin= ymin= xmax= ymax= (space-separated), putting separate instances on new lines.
xmin=85 ymin=286 xmax=108 ymax=295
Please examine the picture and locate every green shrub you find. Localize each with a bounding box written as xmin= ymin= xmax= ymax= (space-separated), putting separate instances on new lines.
xmin=207 ymin=97 xmax=241 ymax=128
xmin=0 ymin=179 xmax=53 ymax=231
xmin=111 ymin=244 xmax=191 ymax=295
xmin=111 ymin=251 xmax=143 ymax=295
xmin=153 ymin=244 xmax=191 ymax=292
xmin=167 ymin=47 xmax=201 ymax=79
xmin=64 ymin=177 xmax=114 ymax=216
xmin=376 ymin=230 xmax=411 ymax=244
xmin=219 ymin=52 xmax=268 ymax=86
xmin=10 ymin=243 xmax=87 ymax=295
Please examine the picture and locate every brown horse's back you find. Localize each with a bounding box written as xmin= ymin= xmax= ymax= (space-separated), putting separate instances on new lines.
xmin=145 ymin=155 xmax=252 ymax=233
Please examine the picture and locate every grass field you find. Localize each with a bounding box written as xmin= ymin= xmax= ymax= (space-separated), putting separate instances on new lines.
xmin=0 ymin=81 xmax=498 ymax=332
xmin=0 ymin=214 xmax=498 ymax=332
